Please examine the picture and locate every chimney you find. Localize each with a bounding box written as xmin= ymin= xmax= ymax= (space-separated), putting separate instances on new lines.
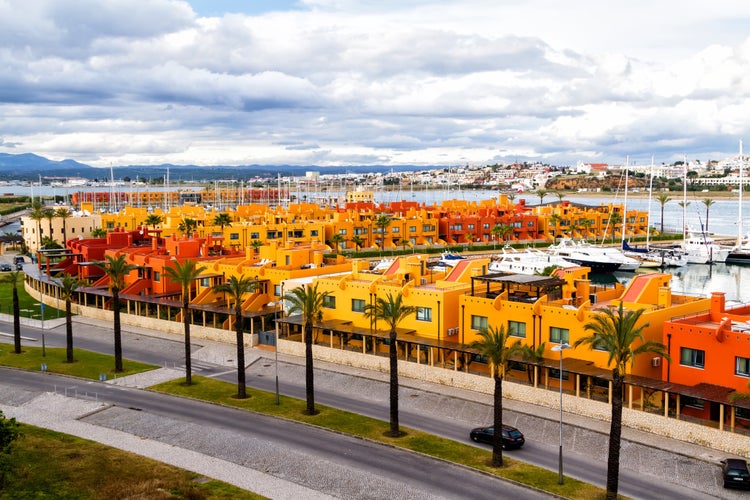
xmin=710 ymin=291 xmax=726 ymax=321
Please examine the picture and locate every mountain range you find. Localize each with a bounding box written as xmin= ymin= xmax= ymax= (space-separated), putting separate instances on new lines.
xmin=0 ymin=153 xmax=430 ymax=182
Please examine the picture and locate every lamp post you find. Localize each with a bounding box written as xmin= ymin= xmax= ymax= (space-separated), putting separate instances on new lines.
xmin=551 ymin=342 xmax=571 ymax=485
xmin=268 ymin=301 xmax=281 ymax=405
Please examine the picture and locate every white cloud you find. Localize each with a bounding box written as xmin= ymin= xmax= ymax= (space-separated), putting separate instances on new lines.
xmin=0 ymin=0 xmax=749 ymax=167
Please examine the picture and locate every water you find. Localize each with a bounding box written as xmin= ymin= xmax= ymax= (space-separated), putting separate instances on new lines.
xmin=606 ymin=263 xmax=750 ymax=303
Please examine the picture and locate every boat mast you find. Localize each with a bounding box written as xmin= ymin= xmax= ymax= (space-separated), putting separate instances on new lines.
xmin=682 ymin=155 xmax=687 ymax=242
xmin=739 ymin=139 xmax=744 ymax=248
xmin=622 ymin=156 xmax=629 ymax=248
xmin=646 ymin=156 xmax=654 ymax=249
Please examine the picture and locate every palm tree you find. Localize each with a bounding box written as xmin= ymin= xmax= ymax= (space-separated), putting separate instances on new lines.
xmin=250 ymin=239 xmax=263 ymax=255
xmin=144 ymin=214 xmax=163 ymax=232
xmin=656 ymin=193 xmax=671 ymax=234
xmin=101 ymin=254 xmax=137 ymax=372
xmin=330 ymin=233 xmax=345 ymax=254
xmin=549 ymin=214 xmax=562 ymax=242
xmin=364 ymin=292 xmax=416 ymax=437
xmin=42 ymin=208 xmax=56 ymax=245
xmin=213 ymin=275 xmax=257 ymax=398
xmin=91 ymin=227 xmax=107 ymax=238
xmin=283 ymin=282 xmax=330 ymax=415
xmin=54 ymin=207 xmax=72 ymax=247
xmin=579 ymin=219 xmax=593 ymax=242
xmin=555 ymin=191 xmax=565 ymax=203
xmin=701 ymin=198 xmax=715 ymax=232
xmin=374 ymin=214 xmax=391 ymax=252
xmin=178 ymin=217 xmax=198 ymax=236
xmin=574 ymin=303 xmax=668 ymax=500
xmin=164 ymin=259 xmax=207 ymax=386
xmin=350 ymin=234 xmax=365 ymax=251
xmin=29 ymin=201 xmax=44 ymax=250
xmin=535 ymin=189 xmax=549 ymax=205
xmin=58 ymin=273 xmax=85 ymax=363
xmin=212 ymin=213 xmax=233 ymax=232
xmin=490 ymin=224 xmax=503 ymax=249
xmin=468 ymin=325 xmax=524 ymax=467
xmin=521 ymin=342 xmax=546 ymax=387
xmin=0 ymin=271 xmax=22 ymax=354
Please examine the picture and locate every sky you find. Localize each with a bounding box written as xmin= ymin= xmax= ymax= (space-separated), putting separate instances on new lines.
xmin=0 ymin=0 xmax=749 ymax=169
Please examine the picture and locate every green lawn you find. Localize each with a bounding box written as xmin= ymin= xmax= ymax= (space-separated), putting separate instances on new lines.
xmin=0 ymin=343 xmax=156 ymax=379
xmin=154 ymin=377 xmax=607 ymax=499
xmin=2 ymin=425 xmax=265 ymax=500
xmin=0 ymin=273 xmax=62 ymax=320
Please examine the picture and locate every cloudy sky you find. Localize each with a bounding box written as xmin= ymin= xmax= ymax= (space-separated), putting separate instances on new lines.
xmin=1 ymin=0 xmax=749 ymax=168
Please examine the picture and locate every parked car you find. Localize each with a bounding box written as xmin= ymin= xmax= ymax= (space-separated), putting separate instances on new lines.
xmin=721 ymin=458 xmax=750 ymax=489
xmin=15 ymin=262 xmax=23 ymax=271
xmin=469 ymin=425 xmax=525 ymax=449
xmin=13 ymin=256 xmax=24 ymax=265
xmin=0 ymin=263 xmax=11 ymax=272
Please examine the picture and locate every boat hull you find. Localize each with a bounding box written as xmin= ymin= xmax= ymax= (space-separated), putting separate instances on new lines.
xmin=726 ymin=250 xmax=750 ymax=265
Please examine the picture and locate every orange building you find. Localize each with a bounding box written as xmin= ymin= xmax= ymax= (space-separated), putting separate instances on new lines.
xmin=663 ymin=292 xmax=750 ymax=428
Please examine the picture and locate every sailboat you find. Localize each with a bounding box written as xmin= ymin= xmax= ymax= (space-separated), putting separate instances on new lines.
xmin=727 ymin=140 xmax=750 ymax=264
xmin=619 ymin=158 xmax=664 ymax=268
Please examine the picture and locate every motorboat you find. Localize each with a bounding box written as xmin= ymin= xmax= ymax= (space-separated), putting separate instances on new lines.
xmin=727 ymin=232 xmax=750 ymax=265
xmin=546 ymin=238 xmax=623 ymax=273
xmin=489 ymin=246 xmax=574 ymax=275
xmin=439 ymin=252 xmax=466 ymax=267
xmin=682 ymin=227 xmax=731 ymax=264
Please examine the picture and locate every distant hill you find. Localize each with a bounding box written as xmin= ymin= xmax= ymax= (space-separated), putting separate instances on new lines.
xmin=0 ymin=153 xmax=434 ymax=182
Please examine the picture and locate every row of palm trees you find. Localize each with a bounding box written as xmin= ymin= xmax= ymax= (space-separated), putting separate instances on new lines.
xmin=9 ymin=254 xmax=664 ymax=500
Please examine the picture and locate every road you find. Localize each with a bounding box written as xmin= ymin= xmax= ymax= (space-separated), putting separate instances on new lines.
xmin=0 ymin=319 xmax=726 ymax=499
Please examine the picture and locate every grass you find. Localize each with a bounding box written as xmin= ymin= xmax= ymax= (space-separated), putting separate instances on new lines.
xmin=0 ymin=273 xmax=61 ymax=320
xmin=0 ymin=343 xmax=156 ymax=379
xmin=3 ymin=425 xmax=265 ymax=500
xmin=153 ymin=376 xmax=606 ymax=499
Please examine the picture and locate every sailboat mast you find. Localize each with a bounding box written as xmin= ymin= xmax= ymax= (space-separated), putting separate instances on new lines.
xmin=646 ymin=157 xmax=654 ymax=249
xmin=622 ymin=156 xmax=629 ymax=247
xmin=682 ymin=155 xmax=687 ymax=242
xmin=739 ymin=139 xmax=744 ymax=247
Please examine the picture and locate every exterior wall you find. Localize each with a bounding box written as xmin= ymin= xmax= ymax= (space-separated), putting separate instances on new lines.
xmin=22 ymin=212 xmax=101 ymax=252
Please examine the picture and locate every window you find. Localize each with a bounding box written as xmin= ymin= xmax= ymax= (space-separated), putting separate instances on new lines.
xmin=323 ymin=296 xmax=336 ymax=309
xmin=416 ymin=307 xmax=432 ymax=322
xmin=338 ymin=229 xmax=347 ymax=235
xmin=153 ymin=272 xmax=160 ymax=282
xmin=310 ymin=230 xmax=319 ymax=237
xmin=467 ymin=224 xmax=475 ymax=230
xmin=680 ymin=347 xmax=705 ymax=368
xmin=230 ymin=233 xmax=239 ymax=240
xmin=471 ymin=315 xmax=488 ymax=331
xmin=737 ymin=357 xmax=750 ymax=377
xmin=682 ymin=396 xmax=704 ymax=409
xmin=250 ymin=232 xmax=260 ymax=239
xmin=550 ymin=327 xmax=569 ymax=344
xmin=352 ymin=299 xmax=366 ymax=313
xmin=201 ymin=277 xmax=210 ymax=287
xmin=409 ymin=225 xmax=416 ymax=233
xmin=483 ymin=223 xmax=490 ymax=229
xmin=508 ymin=321 xmax=526 ymax=338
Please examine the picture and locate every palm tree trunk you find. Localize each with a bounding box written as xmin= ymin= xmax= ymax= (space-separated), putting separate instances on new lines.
xmin=183 ymin=300 xmax=192 ymax=385
xmin=660 ymin=206 xmax=665 ymax=234
xmin=12 ymin=287 xmax=21 ymax=354
xmin=304 ymin=322 xmax=316 ymax=414
xmin=389 ymin=330 xmax=399 ymax=437
xmin=113 ymin=289 xmax=123 ymax=372
xmin=235 ymin=308 xmax=246 ymax=398
xmin=65 ymin=299 xmax=74 ymax=363
xmin=606 ymin=371 xmax=624 ymax=500
xmin=492 ymin=375 xmax=504 ymax=467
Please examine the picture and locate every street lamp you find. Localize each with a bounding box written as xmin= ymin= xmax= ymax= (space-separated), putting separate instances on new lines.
xmin=551 ymin=342 xmax=572 ymax=485
xmin=268 ymin=300 xmax=281 ymax=405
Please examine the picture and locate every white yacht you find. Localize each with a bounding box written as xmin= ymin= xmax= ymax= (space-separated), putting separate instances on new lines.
xmin=682 ymin=228 xmax=731 ymax=264
xmin=489 ymin=246 xmax=574 ymax=275
xmin=546 ymin=238 xmax=624 ymax=273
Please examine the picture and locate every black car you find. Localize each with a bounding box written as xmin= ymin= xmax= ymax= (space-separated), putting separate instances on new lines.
xmin=721 ymin=458 xmax=750 ymax=489
xmin=0 ymin=263 xmax=11 ymax=272
xmin=469 ymin=425 xmax=525 ymax=449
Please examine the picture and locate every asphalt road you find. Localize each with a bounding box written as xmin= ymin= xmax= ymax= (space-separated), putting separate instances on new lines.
xmin=0 ymin=319 xmax=725 ymax=499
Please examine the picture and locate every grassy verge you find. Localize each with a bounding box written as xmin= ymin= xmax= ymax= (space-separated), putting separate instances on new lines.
xmin=3 ymin=425 xmax=265 ymax=500
xmin=0 ymin=343 xmax=156 ymax=379
xmin=153 ymin=376 xmax=605 ymax=499
xmin=0 ymin=273 xmax=61 ymax=320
